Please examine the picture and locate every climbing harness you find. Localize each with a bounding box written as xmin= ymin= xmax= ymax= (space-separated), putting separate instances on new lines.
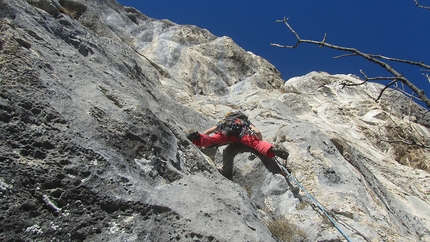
xmin=274 ymin=157 xmax=371 ymax=242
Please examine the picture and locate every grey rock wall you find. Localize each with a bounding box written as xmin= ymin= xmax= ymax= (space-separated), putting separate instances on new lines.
xmin=0 ymin=0 xmax=429 ymax=241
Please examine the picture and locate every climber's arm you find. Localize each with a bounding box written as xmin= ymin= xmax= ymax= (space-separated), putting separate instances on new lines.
xmin=249 ymin=124 xmax=263 ymax=140
xmin=203 ymin=126 xmax=218 ymax=135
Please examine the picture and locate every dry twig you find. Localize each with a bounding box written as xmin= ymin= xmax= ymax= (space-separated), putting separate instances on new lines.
xmin=271 ymin=17 xmax=430 ymax=109
xmin=414 ymin=0 xmax=430 ymax=10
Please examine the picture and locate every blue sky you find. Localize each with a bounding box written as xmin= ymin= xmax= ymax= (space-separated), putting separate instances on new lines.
xmin=117 ymin=0 xmax=430 ymax=107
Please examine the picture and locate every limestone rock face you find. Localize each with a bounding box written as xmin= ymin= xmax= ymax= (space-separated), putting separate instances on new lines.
xmin=1 ymin=0 xmax=429 ymax=241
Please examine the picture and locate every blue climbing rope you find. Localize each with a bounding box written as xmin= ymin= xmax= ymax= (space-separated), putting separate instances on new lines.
xmin=274 ymin=157 xmax=353 ymax=242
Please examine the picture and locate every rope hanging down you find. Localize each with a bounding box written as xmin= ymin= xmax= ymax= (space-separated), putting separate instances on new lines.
xmin=274 ymin=157 xmax=364 ymax=242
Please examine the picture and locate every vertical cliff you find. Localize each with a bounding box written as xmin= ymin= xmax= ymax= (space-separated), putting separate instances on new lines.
xmin=0 ymin=0 xmax=429 ymax=241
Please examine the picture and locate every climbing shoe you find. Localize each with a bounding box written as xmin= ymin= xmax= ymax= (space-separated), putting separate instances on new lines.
xmin=186 ymin=131 xmax=200 ymax=142
xmin=292 ymin=186 xmax=300 ymax=195
xmin=272 ymin=148 xmax=289 ymax=160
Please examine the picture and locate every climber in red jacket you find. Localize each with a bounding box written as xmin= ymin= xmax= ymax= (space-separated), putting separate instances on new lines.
xmin=187 ymin=111 xmax=289 ymax=160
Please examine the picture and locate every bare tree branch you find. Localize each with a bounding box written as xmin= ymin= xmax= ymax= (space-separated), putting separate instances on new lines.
xmin=334 ymin=53 xmax=430 ymax=70
xmin=271 ymin=17 xmax=430 ymax=109
xmin=375 ymin=79 xmax=399 ymax=102
xmin=393 ymin=82 xmax=425 ymax=102
xmin=341 ymin=70 xmax=400 ymax=102
xmin=414 ymin=0 xmax=430 ymax=10
xmin=340 ymin=70 xmax=397 ymax=87
xmin=368 ymin=54 xmax=430 ymax=69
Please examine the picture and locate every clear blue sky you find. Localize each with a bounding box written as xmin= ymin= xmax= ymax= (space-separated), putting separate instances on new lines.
xmin=117 ymin=0 xmax=430 ymax=107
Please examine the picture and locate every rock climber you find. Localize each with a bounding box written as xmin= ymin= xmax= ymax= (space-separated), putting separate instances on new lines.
xmin=186 ymin=111 xmax=289 ymax=160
